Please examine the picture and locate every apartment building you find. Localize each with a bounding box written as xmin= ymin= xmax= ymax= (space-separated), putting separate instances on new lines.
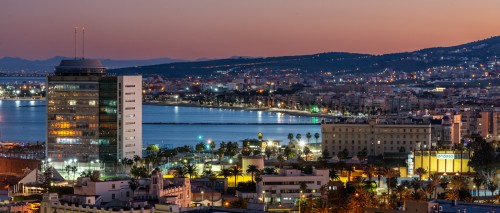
xmin=257 ymin=168 xmax=329 ymax=205
xmin=321 ymin=117 xmax=432 ymax=157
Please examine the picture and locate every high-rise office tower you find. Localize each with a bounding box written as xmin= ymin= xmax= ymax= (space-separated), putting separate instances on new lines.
xmin=46 ymin=59 xmax=142 ymax=164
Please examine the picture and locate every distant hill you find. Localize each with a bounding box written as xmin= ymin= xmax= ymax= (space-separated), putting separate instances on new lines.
xmin=0 ymin=56 xmax=186 ymax=72
xmin=111 ymin=36 xmax=500 ymax=77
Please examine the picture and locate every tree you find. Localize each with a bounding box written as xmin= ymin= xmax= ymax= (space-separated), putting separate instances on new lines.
xmin=296 ymin=133 xmax=302 ymax=143
xmin=322 ymin=149 xmax=330 ymax=159
xmin=300 ymin=181 xmax=308 ymax=193
xmin=429 ymin=173 xmax=440 ymax=199
xmin=381 ymin=167 xmax=398 ymax=196
xmin=487 ymin=182 xmax=498 ymax=196
xmin=70 ymin=166 xmax=78 ymax=181
xmin=287 ymin=133 xmax=294 ymax=143
xmin=303 ymin=146 xmax=311 ymax=161
xmin=284 ymin=146 xmax=293 ymax=160
xmin=195 ymin=142 xmax=205 ymax=163
xmin=230 ymin=166 xmax=243 ymax=190
xmin=220 ymin=168 xmax=232 ymax=179
xmin=356 ymin=148 xmax=368 ymax=162
xmin=133 ymin=155 xmax=142 ymax=166
xmin=130 ymin=166 xmax=149 ymax=179
xmin=277 ymin=154 xmax=285 ymax=168
xmin=184 ymin=164 xmax=198 ymax=179
xmin=314 ymin=133 xmax=320 ymax=144
xmin=468 ymin=134 xmax=499 ymax=175
xmin=246 ymin=165 xmax=259 ymax=183
xmin=306 ymin=132 xmax=312 ymax=145
xmin=415 ymin=167 xmax=428 ymax=188
xmin=264 ymin=147 xmax=274 ymax=160
xmin=129 ymin=178 xmax=140 ymax=198
xmin=172 ymin=166 xmax=186 ymax=178
xmin=337 ymin=148 xmax=349 ymax=162
xmin=329 ymin=169 xmax=340 ymax=181
xmin=472 ymin=174 xmax=486 ymax=197
xmin=363 ymin=164 xmax=375 ymax=182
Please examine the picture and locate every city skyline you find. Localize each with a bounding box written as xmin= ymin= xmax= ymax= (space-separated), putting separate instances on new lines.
xmin=1 ymin=0 xmax=500 ymax=60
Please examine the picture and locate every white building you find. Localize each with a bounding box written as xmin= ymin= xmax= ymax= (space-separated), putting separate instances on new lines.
xmin=118 ymin=76 xmax=143 ymax=160
xmin=257 ymin=168 xmax=329 ymax=205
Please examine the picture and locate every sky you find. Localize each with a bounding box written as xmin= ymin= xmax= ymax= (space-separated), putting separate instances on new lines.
xmin=1 ymin=0 xmax=500 ymax=60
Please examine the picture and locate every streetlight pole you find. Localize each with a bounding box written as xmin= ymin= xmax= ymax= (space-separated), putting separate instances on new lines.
xmin=201 ymin=191 xmax=204 ymax=206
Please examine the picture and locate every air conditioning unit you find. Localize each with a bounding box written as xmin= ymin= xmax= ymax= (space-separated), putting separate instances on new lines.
xmin=438 ymin=206 xmax=443 ymax=211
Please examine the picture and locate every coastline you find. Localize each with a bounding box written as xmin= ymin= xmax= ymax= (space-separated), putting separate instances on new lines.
xmin=144 ymin=101 xmax=336 ymax=119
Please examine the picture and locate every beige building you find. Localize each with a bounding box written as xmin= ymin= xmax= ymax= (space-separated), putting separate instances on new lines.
xmin=321 ymin=117 xmax=432 ymax=157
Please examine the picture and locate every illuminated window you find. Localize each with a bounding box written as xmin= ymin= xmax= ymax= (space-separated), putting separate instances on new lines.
xmin=89 ymin=100 xmax=96 ymax=106
xmin=69 ymin=100 xmax=77 ymax=105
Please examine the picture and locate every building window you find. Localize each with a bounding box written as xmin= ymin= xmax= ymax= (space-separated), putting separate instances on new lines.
xmin=125 ymin=100 xmax=135 ymax=103
xmin=112 ymin=184 xmax=115 ymax=189
xmin=125 ymin=92 xmax=135 ymax=95
xmin=89 ymin=100 xmax=96 ymax=106
xmin=125 ymin=85 xmax=135 ymax=88
xmin=126 ymin=129 xmax=136 ymax=132
xmin=112 ymin=194 xmax=115 ymax=199
xmin=126 ymin=191 xmax=130 ymax=197
xmin=69 ymin=100 xmax=76 ymax=105
xmin=125 ymin=122 xmax=135 ymax=125
xmin=125 ymin=107 xmax=135 ymax=110
xmin=126 ymin=136 xmax=135 ymax=140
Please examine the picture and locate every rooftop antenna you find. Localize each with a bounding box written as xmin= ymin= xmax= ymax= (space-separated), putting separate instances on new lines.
xmin=82 ymin=27 xmax=85 ymax=59
xmin=74 ymin=27 xmax=78 ymax=59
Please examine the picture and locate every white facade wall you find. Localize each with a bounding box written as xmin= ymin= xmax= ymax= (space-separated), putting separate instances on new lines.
xmin=74 ymin=179 xmax=133 ymax=202
xmin=257 ymin=169 xmax=328 ymax=204
xmin=118 ymin=76 xmax=143 ymax=159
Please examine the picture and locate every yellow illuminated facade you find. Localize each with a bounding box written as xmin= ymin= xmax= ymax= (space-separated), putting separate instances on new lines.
xmin=413 ymin=150 xmax=474 ymax=178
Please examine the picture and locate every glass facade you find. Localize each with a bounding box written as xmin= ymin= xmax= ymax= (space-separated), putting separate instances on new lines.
xmin=98 ymin=77 xmax=118 ymax=162
xmin=47 ymin=76 xmax=101 ymax=161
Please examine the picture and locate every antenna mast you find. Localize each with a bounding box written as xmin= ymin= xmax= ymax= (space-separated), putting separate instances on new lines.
xmin=82 ymin=27 xmax=85 ymax=59
xmin=74 ymin=27 xmax=78 ymax=59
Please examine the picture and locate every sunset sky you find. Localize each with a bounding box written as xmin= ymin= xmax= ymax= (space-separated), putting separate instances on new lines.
xmin=1 ymin=0 xmax=500 ymax=60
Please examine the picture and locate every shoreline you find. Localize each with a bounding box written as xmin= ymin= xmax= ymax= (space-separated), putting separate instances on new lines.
xmin=144 ymin=101 xmax=336 ymax=119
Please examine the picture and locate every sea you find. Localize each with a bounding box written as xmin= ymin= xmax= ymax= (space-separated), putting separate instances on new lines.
xmin=0 ymin=78 xmax=322 ymax=147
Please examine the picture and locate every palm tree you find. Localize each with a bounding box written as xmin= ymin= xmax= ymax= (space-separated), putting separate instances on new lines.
xmin=363 ymin=164 xmax=375 ymax=182
xmin=133 ymin=155 xmax=141 ymax=166
xmin=246 ymin=165 xmax=259 ymax=183
xmin=381 ymin=167 xmax=398 ymax=196
xmin=429 ymin=173 xmax=440 ymax=199
xmin=314 ymin=133 xmax=320 ymax=144
xmin=303 ymin=146 xmax=311 ymax=161
xmin=287 ymin=133 xmax=294 ymax=143
xmin=230 ymin=166 xmax=243 ymax=190
xmin=221 ymin=168 xmax=232 ymax=179
xmin=296 ymin=134 xmax=302 ymax=143
xmin=184 ymin=164 xmax=198 ymax=179
xmin=329 ymin=169 xmax=340 ymax=181
xmin=65 ymin=165 xmax=72 ymax=179
xmin=71 ymin=166 xmax=78 ymax=181
xmin=306 ymin=132 xmax=312 ymax=145
xmin=487 ymin=182 xmax=497 ymax=196
xmin=472 ymin=174 xmax=486 ymax=197
xmin=195 ymin=142 xmax=205 ymax=163
xmin=415 ymin=167 xmax=428 ymax=188
xmin=129 ymin=178 xmax=140 ymax=199
xmin=209 ymin=173 xmax=217 ymax=207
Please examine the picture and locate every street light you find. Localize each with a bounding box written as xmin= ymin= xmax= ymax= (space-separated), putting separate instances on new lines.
xmin=201 ymin=191 xmax=204 ymax=205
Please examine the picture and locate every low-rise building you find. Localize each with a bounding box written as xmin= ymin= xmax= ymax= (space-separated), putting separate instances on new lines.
xmin=257 ymin=168 xmax=328 ymax=205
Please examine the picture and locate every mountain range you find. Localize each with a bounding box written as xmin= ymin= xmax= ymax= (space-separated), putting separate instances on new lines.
xmin=111 ymin=36 xmax=500 ymax=77
xmin=0 ymin=56 xmax=185 ymax=72
xmin=2 ymin=36 xmax=500 ymax=77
